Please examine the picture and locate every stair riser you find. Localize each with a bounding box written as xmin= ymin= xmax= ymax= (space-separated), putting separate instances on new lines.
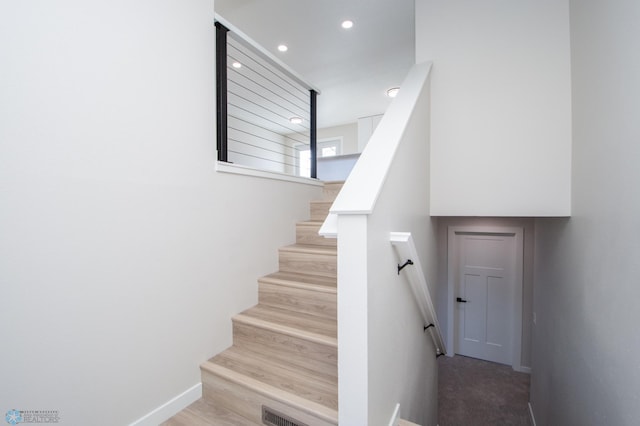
xmin=233 ymin=322 xmax=337 ymax=378
xmin=259 ymin=282 xmax=337 ymax=320
xmin=310 ymin=201 xmax=332 ymax=221
xmin=202 ymin=370 xmax=337 ymax=426
xmin=296 ymin=223 xmax=337 ymax=247
xmin=279 ymin=250 xmax=336 ymax=278
xmin=213 ymin=350 xmax=338 ymax=409
xmin=322 ymin=183 xmax=343 ymax=201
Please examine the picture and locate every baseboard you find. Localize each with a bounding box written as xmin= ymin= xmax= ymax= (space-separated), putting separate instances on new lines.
xmin=515 ymin=365 xmax=532 ymax=374
xmin=528 ymin=402 xmax=537 ymax=426
xmin=129 ymin=382 xmax=202 ymax=426
xmin=388 ymin=403 xmax=400 ymax=426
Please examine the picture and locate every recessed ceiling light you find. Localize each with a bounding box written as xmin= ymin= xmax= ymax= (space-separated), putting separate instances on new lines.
xmin=290 ymin=117 xmax=303 ymax=124
xmin=387 ymin=87 xmax=400 ymax=98
xmin=232 ymin=61 xmax=242 ymax=69
xmin=278 ymin=44 xmax=288 ymax=52
xmin=341 ymin=20 xmax=354 ymax=29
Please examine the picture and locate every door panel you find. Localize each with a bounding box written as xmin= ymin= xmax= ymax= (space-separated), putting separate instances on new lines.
xmin=461 ymin=273 xmax=483 ymax=344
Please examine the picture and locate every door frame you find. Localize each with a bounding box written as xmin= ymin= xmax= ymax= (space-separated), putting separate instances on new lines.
xmin=447 ymin=226 xmax=524 ymax=371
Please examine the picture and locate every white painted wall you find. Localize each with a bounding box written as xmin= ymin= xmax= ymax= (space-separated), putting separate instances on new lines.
xmin=357 ymin=114 xmax=383 ymax=152
xmin=0 ymin=1 xmax=322 ymax=424
xmin=333 ymin=63 xmax=438 ymax=426
xmin=416 ymin=0 xmax=572 ymax=216
xmin=530 ymin=1 xmax=640 ymax=424
xmin=317 ymin=154 xmax=359 ymax=182
xmin=365 ymin=123 xmax=438 ymax=426
xmin=318 ymin=123 xmax=358 ymax=155
xmin=435 ymin=218 xmax=534 ymax=370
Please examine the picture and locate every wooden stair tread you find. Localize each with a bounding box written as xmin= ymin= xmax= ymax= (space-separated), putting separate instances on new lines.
xmin=297 ymin=220 xmax=324 ymax=225
xmin=236 ymin=305 xmax=337 ymax=342
xmin=398 ymin=419 xmax=421 ymax=426
xmin=201 ymin=361 xmax=339 ymax=424
xmin=219 ymin=346 xmax=337 ymax=387
xmin=160 ymin=398 xmax=256 ymax=426
xmin=209 ymin=346 xmax=337 ymax=410
xmin=279 ymin=244 xmax=337 ymax=255
xmin=260 ymin=271 xmax=337 ymax=291
xmin=310 ymin=200 xmax=334 ymax=208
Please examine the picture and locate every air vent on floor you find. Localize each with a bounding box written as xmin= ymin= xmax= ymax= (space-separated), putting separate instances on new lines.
xmin=262 ymin=406 xmax=308 ymax=426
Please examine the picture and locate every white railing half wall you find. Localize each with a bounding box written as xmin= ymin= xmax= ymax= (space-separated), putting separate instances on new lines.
xmin=321 ymin=62 xmax=441 ymax=426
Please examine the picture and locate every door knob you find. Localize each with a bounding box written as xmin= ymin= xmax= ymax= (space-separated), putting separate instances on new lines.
xmin=456 ymin=297 xmax=467 ymax=303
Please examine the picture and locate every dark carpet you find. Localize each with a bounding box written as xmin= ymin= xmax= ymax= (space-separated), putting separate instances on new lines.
xmin=438 ymin=355 xmax=531 ymax=426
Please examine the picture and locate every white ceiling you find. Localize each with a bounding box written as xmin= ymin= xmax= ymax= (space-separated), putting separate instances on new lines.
xmin=215 ymin=0 xmax=415 ymax=129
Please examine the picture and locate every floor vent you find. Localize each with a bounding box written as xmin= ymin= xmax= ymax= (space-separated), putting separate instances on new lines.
xmin=262 ymin=406 xmax=308 ymax=426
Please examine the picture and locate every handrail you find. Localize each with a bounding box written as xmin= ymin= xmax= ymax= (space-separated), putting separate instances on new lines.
xmin=390 ymin=232 xmax=446 ymax=357
xmin=328 ymin=62 xmax=432 ymax=215
xmin=214 ymin=14 xmax=319 ymax=178
xmin=214 ymin=15 xmax=320 ymax=94
xmin=319 ymin=62 xmax=432 ymax=237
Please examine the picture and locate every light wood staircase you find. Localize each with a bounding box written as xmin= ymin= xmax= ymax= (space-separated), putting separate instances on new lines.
xmin=163 ymin=181 xmax=341 ymax=426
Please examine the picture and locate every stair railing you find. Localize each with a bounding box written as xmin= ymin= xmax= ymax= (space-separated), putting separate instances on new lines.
xmin=215 ymin=15 xmax=320 ymax=178
xmin=319 ymin=61 xmax=442 ymax=425
xmin=391 ymin=232 xmax=446 ymax=356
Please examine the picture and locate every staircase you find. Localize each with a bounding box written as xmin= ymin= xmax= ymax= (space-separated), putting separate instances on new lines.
xmin=163 ymin=181 xmax=341 ymax=426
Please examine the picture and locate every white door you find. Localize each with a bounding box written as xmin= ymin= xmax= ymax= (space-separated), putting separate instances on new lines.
xmin=453 ymin=231 xmax=519 ymax=365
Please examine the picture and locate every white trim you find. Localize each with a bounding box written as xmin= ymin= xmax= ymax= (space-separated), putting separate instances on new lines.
xmin=214 ymin=14 xmax=320 ymax=93
xmin=319 ymin=213 xmax=338 ymax=238
xmin=337 ymin=214 xmax=369 ymax=425
xmin=318 ymin=136 xmax=344 ymax=156
xmin=515 ymin=366 xmax=532 ymax=374
xmin=129 ymin=383 xmax=202 ymax=426
xmin=216 ymin=161 xmax=323 ymax=187
xmin=447 ymin=226 xmax=524 ymax=371
xmin=528 ymin=402 xmax=537 ymax=426
xmin=388 ymin=403 xmax=400 ymax=426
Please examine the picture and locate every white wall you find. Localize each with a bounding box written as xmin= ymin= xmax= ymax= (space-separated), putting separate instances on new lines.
xmin=317 ymin=122 xmax=358 ymax=155
xmin=357 ymin=114 xmax=383 ymax=152
xmin=365 ymin=118 xmax=438 ymax=426
xmin=435 ymin=218 xmax=534 ymax=370
xmin=416 ymin=0 xmax=572 ymax=216
xmin=0 ymin=1 xmax=322 ymax=424
xmin=530 ymin=1 xmax=640 ymax=424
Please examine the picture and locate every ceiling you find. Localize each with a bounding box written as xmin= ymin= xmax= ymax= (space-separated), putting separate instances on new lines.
xmin=215 ymin=0 xmax=415 ymax=129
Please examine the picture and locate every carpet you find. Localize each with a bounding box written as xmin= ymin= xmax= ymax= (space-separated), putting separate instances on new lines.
xmin=438 ymin=355 xmax=531 ymax=426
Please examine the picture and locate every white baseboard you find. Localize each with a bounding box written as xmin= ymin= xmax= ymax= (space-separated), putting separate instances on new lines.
xmin=129 ymin=382 xmax=202 ymax=426
xmin=528 ymin=402 xmax=537 ymax=426
xmin=515 ymin=365 xmax=532 ymax=374
xmin=388 ymin=403 xmax=400 ymax=426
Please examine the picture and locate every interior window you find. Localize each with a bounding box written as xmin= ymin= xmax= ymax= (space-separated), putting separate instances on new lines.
xmin=297 ymin=138 xmax=342 ymax=177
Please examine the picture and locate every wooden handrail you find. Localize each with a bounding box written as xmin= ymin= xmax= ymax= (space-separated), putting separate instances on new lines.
xmin=390 ymin=231 xmax=446 ymax=357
